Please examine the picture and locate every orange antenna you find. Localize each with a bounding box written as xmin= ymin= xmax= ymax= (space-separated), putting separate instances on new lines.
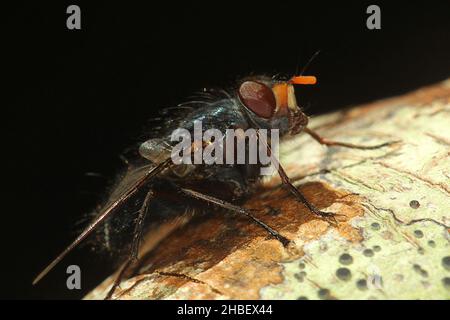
xmin=290 ymin=75 xmax=317 ymax=85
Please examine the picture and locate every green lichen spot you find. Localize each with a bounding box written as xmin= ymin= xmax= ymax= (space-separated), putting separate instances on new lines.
xmin=363 ymin=249 xmax=374 ymax=257
xmin=442 ymin=256 xmax=450 ymax=271
xmin=414 ymin=230 xmax=424 ymax=238
xmin=371 ymin=222 xmax=381 ymax=230
xmin=413 ymin=264 xmax=428 ymax=277
xmin=356 ymin=279 xmax=367 ymax=290
xmin=409 ymin=200 xmax=420 ymax=209
xmin=442 ymin=277 xmax=450 ymax=290
xmin=336 ymin=268 xmax=352 ymax=281
xmin=294 ymin=273 xmax=304 ymax=282
xmin=339 ymin=253 xmax=353 ymax=265
xmin=318 ymin=288 xmax=330 ymax=299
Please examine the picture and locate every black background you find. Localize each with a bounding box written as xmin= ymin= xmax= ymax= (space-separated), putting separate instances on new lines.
xmin=4 ymin=1 xmax=450 ymax=299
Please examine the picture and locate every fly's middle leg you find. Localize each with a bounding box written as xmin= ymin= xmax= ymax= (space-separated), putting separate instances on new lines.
xmin=178 ymin=187 xmax=290 ymax=247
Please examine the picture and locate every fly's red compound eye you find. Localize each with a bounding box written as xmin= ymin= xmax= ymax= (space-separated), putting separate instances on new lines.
xmin=238 ymin=81 xmax=276 ymax=119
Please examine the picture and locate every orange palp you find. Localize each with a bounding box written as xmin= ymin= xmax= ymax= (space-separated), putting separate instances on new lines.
xmin=290 ymin=75 xmax=317 ymax=85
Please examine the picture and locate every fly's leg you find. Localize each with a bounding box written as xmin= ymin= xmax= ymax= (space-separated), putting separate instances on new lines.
xmin=272 ymin=128 xmax=397 ymax=223
xmin=276 ymin=161 xmax=341 ymax=225
xmin=104 ymin=259 xmax=133 ymax=300
xmin=257 ymin=130 xmax=341 ymax=225
xmin=292 ymin=127 xmax=398 ymax=222
xmin=304 ymin=127 xmax=398 ymax=149
xmin=179 ymin=187 xmax=290 ymax=247
xmin=105 ymin=189 xmax=154 ymax=300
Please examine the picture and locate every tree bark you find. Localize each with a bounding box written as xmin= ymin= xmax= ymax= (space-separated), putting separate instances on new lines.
xmin=86 ymin=79 xmax=450 ymax=300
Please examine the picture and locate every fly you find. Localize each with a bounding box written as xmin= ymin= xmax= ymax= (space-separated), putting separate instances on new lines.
xmin=33 ymin=68 xmax=395 ymax=299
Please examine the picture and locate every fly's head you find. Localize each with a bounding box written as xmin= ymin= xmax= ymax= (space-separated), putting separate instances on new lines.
xmin=237 ymin=75 xmax=317 ymax=135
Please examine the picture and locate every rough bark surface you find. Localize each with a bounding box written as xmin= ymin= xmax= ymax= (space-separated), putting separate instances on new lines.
xmin=86 ymin=80 xmax=450 ymax=300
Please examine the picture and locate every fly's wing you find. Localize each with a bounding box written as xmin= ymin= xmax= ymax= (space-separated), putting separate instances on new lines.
xmin=87 ymin=159 xmax=162 ymax=254
xmin=33 ymin=157 xmax=170 ymax=285
xmin=107 ymin=161 xmax=156 ymax=205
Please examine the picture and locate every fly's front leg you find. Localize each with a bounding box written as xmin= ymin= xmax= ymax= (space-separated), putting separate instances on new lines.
xmin=304 ymin=127 xmax=398 ymax=149
xmin=105 ymin=189 xmax=154 ymax=300
xmin=257 ymin=130 xmax=340 ymax=225
xmin=276 ymin=161 xmax=341 ymax=225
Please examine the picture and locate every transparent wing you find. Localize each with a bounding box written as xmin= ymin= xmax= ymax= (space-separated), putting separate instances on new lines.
xmin=33 ymin=158 xmax=170 ymax=285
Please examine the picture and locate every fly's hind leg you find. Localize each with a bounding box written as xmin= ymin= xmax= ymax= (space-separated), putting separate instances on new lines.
xmin=179 ymin=187 xmax=290 ymax=247
xmin=105 ymin=189 xmax=154 ymax=300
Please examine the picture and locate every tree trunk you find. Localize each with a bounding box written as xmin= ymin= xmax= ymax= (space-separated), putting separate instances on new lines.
xmin=86 ymin=79 xmax=450 ymax=300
